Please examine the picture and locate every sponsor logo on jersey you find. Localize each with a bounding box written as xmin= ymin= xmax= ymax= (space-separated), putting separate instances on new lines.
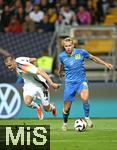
xmin=75 ymin=54 xmax=81 ymax=60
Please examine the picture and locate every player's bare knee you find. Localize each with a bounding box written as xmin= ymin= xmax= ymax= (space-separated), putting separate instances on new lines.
xmin=82 ymin=96 xmax=88 ymax=102
xmin=24 ymin=100 xmax=31 ymax=106
xmin=24 ymin=97 xmax=32 ymax=106
xmin=80 ymin=90 xmax=89 ymax=102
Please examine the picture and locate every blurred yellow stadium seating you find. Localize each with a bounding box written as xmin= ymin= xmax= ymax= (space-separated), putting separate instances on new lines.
xmin=80 ymin=39 xmax=114 ymax=54
xmin=110 ymin=8 xmax=117 ymax=15
xmin=102 ymin=12 xmax=117 ymax=26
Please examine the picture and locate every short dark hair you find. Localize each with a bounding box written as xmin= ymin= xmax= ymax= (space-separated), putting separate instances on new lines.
xmin=3 ymin=55 xmax=14 ymax=63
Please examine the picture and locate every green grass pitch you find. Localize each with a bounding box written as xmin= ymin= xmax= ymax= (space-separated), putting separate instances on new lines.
xmin=0 ymin=119 xmax=117 ymax=150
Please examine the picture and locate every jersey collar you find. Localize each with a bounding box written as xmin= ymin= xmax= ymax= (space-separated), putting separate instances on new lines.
xmin=67 ymin=48 xmax=76 ymax=57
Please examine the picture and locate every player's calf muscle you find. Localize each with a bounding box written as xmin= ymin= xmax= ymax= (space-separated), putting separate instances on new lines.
xmin=43 ymin=105 xmax=50 ymax=112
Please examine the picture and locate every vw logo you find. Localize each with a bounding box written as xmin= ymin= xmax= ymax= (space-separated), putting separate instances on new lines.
xmin=0 ymin=83 xmax=21 ymax=119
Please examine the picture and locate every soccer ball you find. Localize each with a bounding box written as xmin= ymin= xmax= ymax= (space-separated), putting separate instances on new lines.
xmin=74 ymin=119 xmax=87 ymax=132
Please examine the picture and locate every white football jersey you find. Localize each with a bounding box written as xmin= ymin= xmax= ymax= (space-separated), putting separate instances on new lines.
xmin=15 ymin=57 xmax=49 ymax=89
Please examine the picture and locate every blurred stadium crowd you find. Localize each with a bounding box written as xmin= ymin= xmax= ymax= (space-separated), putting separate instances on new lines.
xmin=0 ymin=0 xmax=116 ymax=33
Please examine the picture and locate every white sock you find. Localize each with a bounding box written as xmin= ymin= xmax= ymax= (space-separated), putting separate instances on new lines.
xmin=85 ymin=117 xmax=90 ymax=119
xmin=49 ymin=103 xmax=54 ymax=111
xmin=63 ymin=123 xmax=67 ymax=126
xmin=30 ymin=101 xmax=39 ymax=109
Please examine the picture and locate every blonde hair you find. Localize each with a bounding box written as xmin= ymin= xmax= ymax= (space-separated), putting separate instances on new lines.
xmin=62 ymin=37 xmax=74 ymax=46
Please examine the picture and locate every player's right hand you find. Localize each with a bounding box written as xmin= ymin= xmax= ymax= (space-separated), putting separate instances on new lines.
xmin=51 ymin=83 xmax=60 ymax=89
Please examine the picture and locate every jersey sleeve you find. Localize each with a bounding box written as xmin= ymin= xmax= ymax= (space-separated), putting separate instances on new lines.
xmin=82 ymin=49 xmax=91 ymax=59
xmin=59 ymin=53 xmax=63 ymax=63
xmin=16 ymin=57 xmax=38 ymax=74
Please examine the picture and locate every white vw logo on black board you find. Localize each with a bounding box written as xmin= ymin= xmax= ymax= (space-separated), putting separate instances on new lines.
xmin=0 ymin=83 xmax=21 ymax=118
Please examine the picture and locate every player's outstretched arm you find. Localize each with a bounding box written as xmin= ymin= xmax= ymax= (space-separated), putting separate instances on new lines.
xmin=37 ymin=69 xmax=60 ymax=89
xmin=90 ymin=55 xmax=113 ymax=70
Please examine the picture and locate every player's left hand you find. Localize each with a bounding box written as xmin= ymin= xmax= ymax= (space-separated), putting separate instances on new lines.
xmin=105 ymin=63 xmax=113 ymax=70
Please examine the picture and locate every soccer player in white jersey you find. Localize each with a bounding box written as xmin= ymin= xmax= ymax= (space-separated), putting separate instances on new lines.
xmin=4 ymin=55 xmax=60 ymax=119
